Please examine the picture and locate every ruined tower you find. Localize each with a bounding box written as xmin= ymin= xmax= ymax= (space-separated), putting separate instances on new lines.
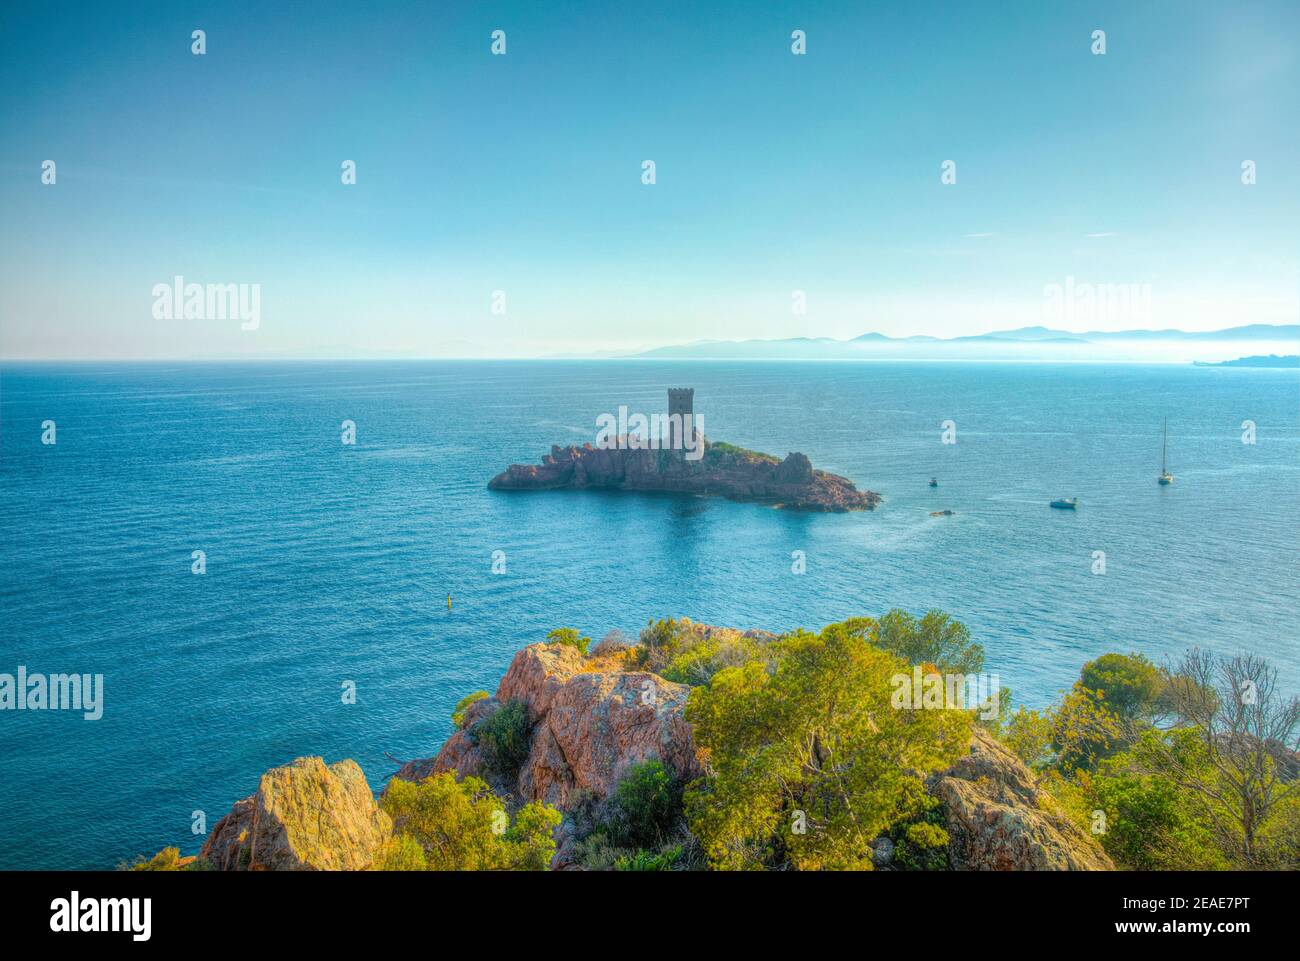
xmin=667 ymin=387 xmax=694 ymax=454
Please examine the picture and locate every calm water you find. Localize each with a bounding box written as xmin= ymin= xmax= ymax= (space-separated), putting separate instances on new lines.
xmin=1 ymin=360 xmax=1297 ymax=869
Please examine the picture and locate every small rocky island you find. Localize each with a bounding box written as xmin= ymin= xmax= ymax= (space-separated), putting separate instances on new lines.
xmin=489 ymin=388 xmax=880 ymax=512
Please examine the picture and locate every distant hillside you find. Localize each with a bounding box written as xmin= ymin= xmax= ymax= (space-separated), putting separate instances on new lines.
xmin=1193 ymin=354 xmax=1300 ymax=368
xmin=629 ymin=325 xmax=1300 ymax=362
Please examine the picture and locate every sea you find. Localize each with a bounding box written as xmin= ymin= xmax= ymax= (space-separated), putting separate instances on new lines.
xmin=1 ymin=360 xmax=1297 ymax=869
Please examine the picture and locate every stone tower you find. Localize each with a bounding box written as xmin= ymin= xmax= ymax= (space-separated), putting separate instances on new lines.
xmin=667 ymin=387 xmax=694 ymax=453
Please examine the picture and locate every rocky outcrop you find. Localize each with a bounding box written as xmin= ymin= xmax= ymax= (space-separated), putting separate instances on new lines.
xmin=168 ymin=627 xmax=1116 ymax=873
xmin=488 ymin=440 xmax=879 ymax=512
xmin=398 ymin=643 xmax=703 ymax=811
xmin=199 ymin=757 xmax=392 ymax=871
xmin=928 ymin=729 xmax=1114 ymax=871
xmin=403 ymin=639 xmax=1113 ymax=872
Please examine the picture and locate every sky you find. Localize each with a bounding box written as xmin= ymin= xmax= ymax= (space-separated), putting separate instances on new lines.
xmin=1 ymin=0 xmax=1298 ymax=359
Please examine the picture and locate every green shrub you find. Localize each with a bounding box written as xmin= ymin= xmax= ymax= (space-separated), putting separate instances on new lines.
xmin=546 ymin=627 xmax=591 ymax=655
xmin=614 ymin=845 xmax=682 ymax=871
xmin=882 ymin=786 xmax=951 ymax=871
xmin=125 ymin=847 xmax=202 ymax=871
xmin=637 ymin=618 xmax=687 ymax=673
xmin=871 ymin=609 xmax=984 ymax=675
xmin=1004 ymin=705 xmax=1055 ymax=768
xmin=895 ymin=821 xmax=951 ymax=871
xmin=374 ymin=833 xmax=428 ymax=871
xmin=475 ymin=699 xmax=532 ymax=778
xmin=378 ymin=772 xmax=561 ymax=871
xmin=660 ymin=633 xmax=764 ymax=686
xmin=611 ymin=759 xmax=683 ymax=848
xmin=1081 ymin=761 xmax=1226 ymax=870
xmin=705 ymin=442 xmax=778 ymax=465
xmin=684 ymin=623 xmax=973 ymax=870
xmin=451 ymin=690 xmax=490 ymax=729
xmin=571 ymin=830 xmax=623 ymax=871
xmin=507 ymin=800 xmax=565 ymax=871
xmin=1077 ymin=652 xmax=1163 ymax=725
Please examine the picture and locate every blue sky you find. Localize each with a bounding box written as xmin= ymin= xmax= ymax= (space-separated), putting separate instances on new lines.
xmin=1 ymin=0 xmax=1297 ymax=358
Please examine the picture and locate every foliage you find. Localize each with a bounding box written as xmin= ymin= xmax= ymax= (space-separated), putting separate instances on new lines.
xmin=634 ymin=618 xmax=688 ymax=673
xmin=507 ymin=797 xmax=566 ymax=870
xmin=377 ymin=772 xmax=560 ymax=870
xmin=631 ymin=617 xmax=771 ymax=684
xmin=474 ymin=699 xmax=532 ymax=778
xmin=870 ymin=609 xmax=985 ymax=675
xmin=609 ymin=759 xmax=684 ymax=848
xmin=660 ymin=632 xmax=765 ymax=686
xmin=999 ymin=647 xmax=1300 ymax=871
xmin=614 ymin=846 xmax=682 ymax=871
xmin=546 ymin=627 xmax=592 ymax=656
xmin=1004 ymin=705 xmax=1055 ymax=768
xmin=570 ymin=831 xmax=624 ymax=871
xmin=886 ymin=791 xmax=951 ymax=871
xmin=373 ymin=833 xmax=428 ymax=871
xmin=1077 ymin=739 xmax=1227 ymax=870
xmin=451 ymin=690 xmax=489 ymax=729
xmin=1050 ymin=687 xmax=1124 ymax=773
xmin=125 ymin=847 xmax=209 ymax=871
xmin=704 ymin=441 xmax=779 ymax=465
xmin=1077 ymin=652 xmax=1164 ymax=725
xmin=684 ymin=620 xmax=974 ymax=870
xmin=904 ymin=821 xmax=949 ymax=850
xmin=1128 ymin=649 xmax=1300 ymax=868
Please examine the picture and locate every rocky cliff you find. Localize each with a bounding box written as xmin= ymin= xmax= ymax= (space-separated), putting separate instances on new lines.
xmin=164 ymin=628 xmax=1112 ymax=872
xmin=198 ymin=757 xmax=391 ymax=871
xmin=928 ymin=729 xmax=1113 ymax=871
xmin=396 ymin=643 xmax=702 ymax=811
xmin=488 ymin=440 xmax=880 ymax=512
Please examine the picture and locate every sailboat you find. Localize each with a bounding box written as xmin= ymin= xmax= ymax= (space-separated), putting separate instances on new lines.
xmin=1158 ymin=418 xmax=1174 ymax=485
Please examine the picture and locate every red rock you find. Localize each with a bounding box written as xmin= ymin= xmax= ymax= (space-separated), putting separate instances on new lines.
xmin=488 ymin=439 xmax=880 ymax=512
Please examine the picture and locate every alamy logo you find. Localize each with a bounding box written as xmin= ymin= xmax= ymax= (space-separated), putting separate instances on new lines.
xmin=595 ymin=407 xmax=705 ymax=460
xmin=0 ymin=667 xmax=103 ymax=720
xmin=50 ymin=892 xmax=150 ymax=941
xmin=890 ymin=667 xmax=1000 ymax=721
xmin=152 ymin=275 xmax=261 ymax=330
xmin=1042 ymin=275 xmax=1151 ymax=326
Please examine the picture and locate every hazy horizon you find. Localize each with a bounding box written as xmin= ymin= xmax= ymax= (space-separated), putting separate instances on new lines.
xmin=2 ymin=0 xmax=1298 ymax=359
xmin=2 ymin=322 xmax=1295 ymax=363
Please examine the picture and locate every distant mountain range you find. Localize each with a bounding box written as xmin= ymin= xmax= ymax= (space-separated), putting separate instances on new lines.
xmin=626 ymin=325 xmax=1300 ymax=361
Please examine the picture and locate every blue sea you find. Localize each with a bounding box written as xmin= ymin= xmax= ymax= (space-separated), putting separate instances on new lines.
xmin=1 ymin=360 xmax=1297 ymax=869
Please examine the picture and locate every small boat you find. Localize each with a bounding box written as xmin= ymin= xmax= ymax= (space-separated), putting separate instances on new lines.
xmin=930 ymin=509 xmax=954 ymax=517
xmin=929 ymin=477 xmax=938 ymax=487
xmin=1050 ymin=498 xmax=1078 ymax=510
xmin=1158 ymin=418 xmax=1174 ymax=485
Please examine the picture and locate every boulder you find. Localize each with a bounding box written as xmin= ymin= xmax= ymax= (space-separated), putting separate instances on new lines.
xmin=928 ymin=729 xmax=1114 ymax=871
xmin=772 ymin=451 xmax=814 ymax=485
xmin=400 ymin=643 xmax=703 ymax=811
xmin=199 ymin=757 xmax=391 ymax=871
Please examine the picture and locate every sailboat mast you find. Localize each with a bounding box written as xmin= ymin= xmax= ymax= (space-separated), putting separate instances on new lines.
xmin=1162 ymin=418 xmax=1167 ymax=473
